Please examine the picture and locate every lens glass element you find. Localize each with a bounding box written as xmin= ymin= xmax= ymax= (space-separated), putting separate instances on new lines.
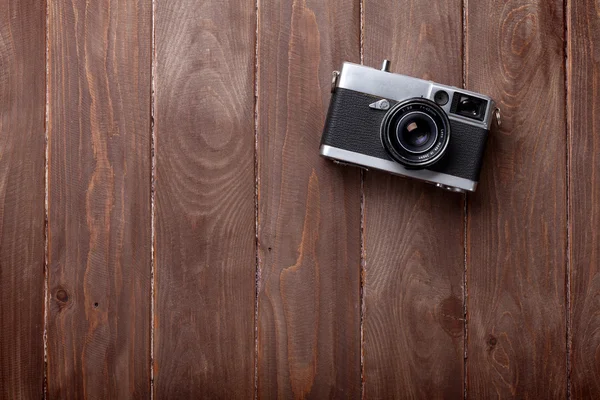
xmin=396 ymin=112 xmax=437 ymax=153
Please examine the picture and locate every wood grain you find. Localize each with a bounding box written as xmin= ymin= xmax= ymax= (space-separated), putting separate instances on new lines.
xmin=568 ymin=0 xmax=600 ymax=397
xmin=0 ymin=1 xmax=46 ymax=398
xmin=0 ymin=0 xmax=592 ymax=397
xmin=256 ymin=0 xmax=361 ymax=397
xmin=47 ymin=0 xmax=152 ymax=397
xmin=465 ymin=0 xmax=567 ymax=397
xmin=153 ymin=0 xmax=256 ymax=397
xmin=362 ymin=0 xmax=465 ymax=398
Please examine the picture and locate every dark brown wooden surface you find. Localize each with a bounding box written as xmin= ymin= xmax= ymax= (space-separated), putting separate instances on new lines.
xmin=153 ymin=0 xmax=256 ymax=397
xmin=568 ymin=0 xmax=600 ymax=397
xmin=0 ymin=1 xmax=46 ymax=399
xmin=362 ymin=0 xmax=466 ymax=398
xmin=46 ymin=0 xmax=152 ymax=397
xmin=4 ymin=0 xmax=600 ymax=398
xmin=466 ymin=0 xmax=567 ymax=397
xmin=256 ymin=0 xmax=362 ymax=398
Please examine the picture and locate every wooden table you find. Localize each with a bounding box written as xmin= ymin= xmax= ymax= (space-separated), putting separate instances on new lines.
xmin=1 ymin=0 xmax=598 ymax=398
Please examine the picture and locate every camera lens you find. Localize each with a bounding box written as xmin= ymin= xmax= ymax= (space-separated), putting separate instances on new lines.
xmin=396 ymin=113 xmax=437 ymax=153
xmin=380 ymin=98 xmax=450 ymax=168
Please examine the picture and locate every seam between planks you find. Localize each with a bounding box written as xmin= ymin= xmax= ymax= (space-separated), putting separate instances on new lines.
xmin=150 ymin=0 xmax=157 ymax=396
xmin=462 ymin=0 xmax=468 ymax=399
xmin=359 ymin=0 xmax=365 ymax=398
xmin=253 ymin=0 xmax=260 ymax=397
xmin=43 ymin=0 xmax=50 ymax=397
xmin=564 ymin=0 xmax=572 ymax=397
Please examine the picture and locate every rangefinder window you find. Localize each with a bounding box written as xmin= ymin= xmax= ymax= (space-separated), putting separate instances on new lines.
xmin=451 ymin=93 xmax=487 ymax=121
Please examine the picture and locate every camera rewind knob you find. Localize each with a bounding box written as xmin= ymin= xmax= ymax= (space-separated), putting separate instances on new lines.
xmin=381 ymin=60 xmax=391 ymax=72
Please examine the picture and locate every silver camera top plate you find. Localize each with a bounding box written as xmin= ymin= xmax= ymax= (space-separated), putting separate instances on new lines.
xmin=335 ymin=62 xmax=496 ymax=131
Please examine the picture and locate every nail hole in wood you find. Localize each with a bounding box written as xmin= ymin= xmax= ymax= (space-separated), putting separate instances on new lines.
xmin=93 ymin=302 xmax=99 ymax=308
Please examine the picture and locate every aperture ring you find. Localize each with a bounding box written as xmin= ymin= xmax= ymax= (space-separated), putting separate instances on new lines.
xmin=380 ymin=98 xmax=451 ymax=168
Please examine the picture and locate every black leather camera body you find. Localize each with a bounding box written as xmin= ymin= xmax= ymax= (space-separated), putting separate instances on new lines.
xmin=320 ymin=61 xmax=497 ymax=193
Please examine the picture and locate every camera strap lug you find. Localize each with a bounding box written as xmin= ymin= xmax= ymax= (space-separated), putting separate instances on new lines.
xmin=331 ymin=71 xmax=339 ymax=93
xmin=494 ymin=107 xmax=501 ymax=128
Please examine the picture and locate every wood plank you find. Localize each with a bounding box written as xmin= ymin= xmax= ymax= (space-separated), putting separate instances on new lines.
xmin=256 ymin=0 xmax=362 ymax=397
xmin=47 ymin=0 xmax=152 ymax=397
xmin=0 ymin=1 xmax=46 ymax=398
xmin=465 ymin=0 xmax=567 ymax=397
xmin=568 ymin=0 xmax=600 ymax=396
xmin=153 ymin=0 xmax=256 ymax=397
xmin=362 ymin=0 xmax=465 ymax=398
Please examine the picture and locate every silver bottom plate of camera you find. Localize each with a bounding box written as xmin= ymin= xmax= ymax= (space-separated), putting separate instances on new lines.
xmin=435 ymin=183 xmax=467 ymax=193
xmin=321 ymin=145 xmax=476 ymax=193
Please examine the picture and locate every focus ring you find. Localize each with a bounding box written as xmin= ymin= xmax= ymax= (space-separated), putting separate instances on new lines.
xmin=380 ymin=98 xmax=451 ymax=168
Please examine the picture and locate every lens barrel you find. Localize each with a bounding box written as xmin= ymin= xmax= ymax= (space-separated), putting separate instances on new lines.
xmin=380 ymin=98 xmax=450 ymax=168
